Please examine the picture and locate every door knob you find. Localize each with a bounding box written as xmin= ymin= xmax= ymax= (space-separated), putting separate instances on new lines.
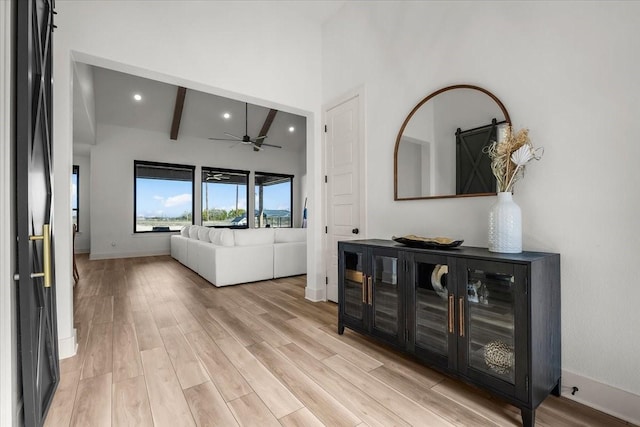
xmin=352 ymin=228 xmax=359 ymax=234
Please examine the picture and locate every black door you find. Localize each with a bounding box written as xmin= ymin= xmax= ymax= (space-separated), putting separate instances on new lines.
xmin=15 ymin=1 xmax=59 ymax=426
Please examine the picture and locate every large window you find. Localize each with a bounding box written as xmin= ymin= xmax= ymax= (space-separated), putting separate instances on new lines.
xmin=255 ymin=172 xmax=293 ymax=228
xmin=201 ymin=167 xmax=249 ymax=228
xmin=72 ymin=165 xmax=79 ymax=229
xmin=134 ymin=161 xmax=195 ymax=232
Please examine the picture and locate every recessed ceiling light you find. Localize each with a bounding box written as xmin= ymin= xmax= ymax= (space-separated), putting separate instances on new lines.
xmin=223 ymin=112 xmax=231 ymax=119
xmin=133 ymin=93 xmax=142 ymax=101
xmin=288 ymin=126 xmax=295 ymax=132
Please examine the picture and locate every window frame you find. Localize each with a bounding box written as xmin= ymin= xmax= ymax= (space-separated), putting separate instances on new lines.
xmin=201 ymin=166 xmax=250 ymax=229
xmin=72 ymin=164 xmax=79 ymax=230
xmin=133 ymin=160 xmax=195 ymax=233
xmin=254 ymin=171 xmax=294 ymax=228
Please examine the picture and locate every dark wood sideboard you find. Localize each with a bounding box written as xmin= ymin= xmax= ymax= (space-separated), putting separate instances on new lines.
xmin=338 ymin=239 xmax=561 ymax=426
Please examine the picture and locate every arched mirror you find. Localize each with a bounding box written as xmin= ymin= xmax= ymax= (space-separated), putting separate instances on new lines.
xmin=394 ymin=85 xmax=510 ymax=200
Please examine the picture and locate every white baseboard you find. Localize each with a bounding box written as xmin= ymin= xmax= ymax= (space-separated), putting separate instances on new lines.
xmin=305 ymin=285 xmax=326 ymax=302
xmin=562 ymin=369 xmax=640 ymax=425
xmin=57 ymin=329 xmax=77 ymax=359
xmin=89 ymin=249 xmax=169 ymax=260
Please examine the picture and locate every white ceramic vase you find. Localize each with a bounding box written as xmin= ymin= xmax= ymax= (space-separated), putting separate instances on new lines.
xmin=488 ymin=192 xmax=522 ymax=253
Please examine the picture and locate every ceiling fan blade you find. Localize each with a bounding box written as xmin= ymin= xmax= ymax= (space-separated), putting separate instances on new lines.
xmin=254 ymin=135 xmax=268 ymax=141
xmin=208 ymin=137 xmax=238 ymax=141
xmin=260 ymin=142 xmax=282 ymax=149
xmin=224 ymin=132 xmax=243 ymax=141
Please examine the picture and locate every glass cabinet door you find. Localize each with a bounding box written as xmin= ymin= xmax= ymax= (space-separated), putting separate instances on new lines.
xmin=343 ymin=249 xmax=365 ymax=321
xmin=413 ymin=259 xmax=450 ymax=359
xmin=465 ymin=267 xmax=517 ymax=384
xmin=371 ymin=253 xmax=400 ymax=338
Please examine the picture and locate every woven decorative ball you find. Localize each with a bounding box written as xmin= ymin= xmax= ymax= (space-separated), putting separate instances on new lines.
xmin=483 ymin=340 xmax=514 ymax=374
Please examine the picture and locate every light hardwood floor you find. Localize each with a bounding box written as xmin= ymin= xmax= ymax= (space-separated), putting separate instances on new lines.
xmin=44 ymin=254 xmax=632 ymax=427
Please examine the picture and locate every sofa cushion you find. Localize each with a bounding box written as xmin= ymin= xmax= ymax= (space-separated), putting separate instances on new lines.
xmin=180 ymin=225 xmax=190 ymax=237
xmin=197 ymin=227 xmax=211 ymax=242
xmin=188 ymin=226 xmax=200 ymax=239
xmin=209 ymin=228 xmax=235 ymax=247
xmin=233 ymin=228 xmax=275 ymax=246
xmin=274 ymin=228 xmax=307 ymax=243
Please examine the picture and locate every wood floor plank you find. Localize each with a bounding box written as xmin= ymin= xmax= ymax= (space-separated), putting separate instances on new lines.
xmin=132 ymin=309 xmax=164 ymax=351
xmin=44 ymin=368 xmax=81 ymax=427
xmin=170 ymin=300 xmax=203 ymax=334
xmin=248 ymin=341 xmax=361 ymax=427
xmin=186 ymin=302 xmax=230 ymax=340
xmin=184 ymin=329 xmax=253 ymax=402
xmin=322 ymin=326 xmax=446 ymax=387
xmin=324 ymin=354 xmax=454 ymax=427
xmin=140 ymin=347 xmax=195 ymax=427
xmin=74 ymin=295 xmax=98 ymax=328
xmin=207 ymin=306 xmax=264 ymax=346
xmin=81 ymin=322 xmax=113 ymax=379
xmin=235 ymin=306 xmax=291 ymax=347
xmin=183 ymin=381 xmax=240 ymax=427
xmin=150 ymin=301 xmax=178 ymax=329
xmin=113 ymin=295 xmax=135 ymax=325
xmin=111 ymin=375 xmax=153 ymax=427
xmin=129 ymin=293 xmax=149 ymax=312
xmin=431 ymin=378 xmax=523 ymax=426
xmin=227 ymin=392 xmax=281 ymax=427
xmin=70 ymin=372 xmax=112 ymax=427
xmin=112 ymin=322 xmax=143 ymax=383
xmin=216 ymin=335 xmax=303 ymax=419
xmin=259 ymin=312 xmax=335 ymax=360
xmin=236 ymin=287 xmax=297 ymax=322
xmin=92 ymin=295 xmax=114 ymax=324
xmin=369 ymin=365 xmax=495 ymax=426
xmin=278 ymin=407 xmax=326 ymax=427
xmin=278 ymin=343 xmax=411 ymax=427
xmin=288 ymin=319 xmax=382 ymax=372
xmin=159 ymin=325 xmax=208 ymax=389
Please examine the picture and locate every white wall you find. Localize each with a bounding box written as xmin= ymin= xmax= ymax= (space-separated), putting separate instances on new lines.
xmin=322 ymin=0 xmax=640 ymax=421
xmin=89 ymin=124 xmax=305 ymax=259
xmin=54 ymin=0 xmax=325 ymax=358
xmin=72 ymin=153 xmax=91 ymax=253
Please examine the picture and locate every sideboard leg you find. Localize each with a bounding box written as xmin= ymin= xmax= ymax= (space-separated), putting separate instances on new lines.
xmin=551 ymin=378 xmax=561 ymax=397
xmin=521 ymin=408 xmax=535 ymax=427
xmin=338 ymin=323 xmax=345 ymax=335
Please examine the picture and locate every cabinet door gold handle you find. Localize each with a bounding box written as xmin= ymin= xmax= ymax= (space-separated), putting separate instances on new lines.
xmin=367 ymin=276 xmax=373 ymax=305
xmin=448 ymin=294 xmax=454 ymax=333
xmin=362 ymin=274 xmax=366 ymax=303
xmin=29 ymin=224 xmax=52 ymax=288
xmin=458 ymin=297 xmax=464 ymax=337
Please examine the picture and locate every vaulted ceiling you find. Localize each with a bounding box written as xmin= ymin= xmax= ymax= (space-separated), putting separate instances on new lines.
xmin=73 ymin=65 xmax=307 ymax=153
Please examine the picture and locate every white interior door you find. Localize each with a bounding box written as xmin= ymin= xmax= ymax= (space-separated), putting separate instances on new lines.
xmin=325 ymin=94 xmax=361 ymax=303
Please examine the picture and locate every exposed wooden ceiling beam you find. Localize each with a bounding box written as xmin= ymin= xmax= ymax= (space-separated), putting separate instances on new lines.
xmin=254 ymin=108 xmax=278 ymax=151
xmin=170 ymin=86 xmax=187 ymax=140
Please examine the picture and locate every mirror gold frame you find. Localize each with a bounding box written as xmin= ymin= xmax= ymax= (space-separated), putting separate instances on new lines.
xmin=394 ymin=84 xmax=511 ymax=200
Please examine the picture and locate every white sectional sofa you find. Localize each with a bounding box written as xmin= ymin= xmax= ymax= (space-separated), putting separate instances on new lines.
xmin=170 ymin=225 xmax=306 ymax=287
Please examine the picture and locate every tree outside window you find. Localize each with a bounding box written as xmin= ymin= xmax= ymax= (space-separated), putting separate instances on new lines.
xmin=201 ymin=167 xmax=249 ymax=228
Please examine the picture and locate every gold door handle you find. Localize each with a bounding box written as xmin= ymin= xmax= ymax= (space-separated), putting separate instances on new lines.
xmin=29 ymin=224 xmax=52 ymax=288
xmin=362 ymin=274 xmax=366 ymax=303
xmin=448 ymin=294 xmax=454 ymax=333
xmin=367 ymin=276 xmax=373 ymax=305
xmin=458 ymin=297 xmax=464 ymax=337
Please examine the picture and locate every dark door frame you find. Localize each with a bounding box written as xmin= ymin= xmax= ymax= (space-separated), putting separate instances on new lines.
xmin=15 ymin=0 xmax=60 ymax=425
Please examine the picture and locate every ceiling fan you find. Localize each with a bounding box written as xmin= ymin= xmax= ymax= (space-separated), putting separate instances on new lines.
xmin=208 ymin=103 xmax=281 ymax=151
xmin=204 ymin=172 xmax=230 ymax=182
